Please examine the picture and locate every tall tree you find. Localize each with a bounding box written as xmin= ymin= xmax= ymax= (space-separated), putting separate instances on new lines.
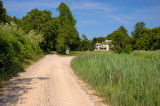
xmin=151 ymin=27 xmax=160 ymax=50
xmin=0 ymin=1 xmax=6 ymax=23
xmin=118 ymin=26 xmax=128 ymax=36
xmin=12 ymin=16 xmax=21 ymax=25
xmin=134 ymin=28 xmax=152 ymax=50
xmin=41 ymin=18 xmax=59 ymax=52
xmin=21 ymin=8 xmax=52 ymax=33
xmin=91 ymin=37 xmax=105 ymax=50
xmin=131 ymin=22 xmax=145 ymax=39
xmin=56 ymin=2 xmax=80 ymax=53
xmin=6 ymin=15 xmax=12 ymax=23
xmin=106 ymin=30 xmax=132 ymax=53
xmin=81 ymin=34 xmax=92 ymax=51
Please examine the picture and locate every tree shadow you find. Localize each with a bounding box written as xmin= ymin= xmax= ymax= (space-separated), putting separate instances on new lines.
xmin=0 ymin=77 xmax=49 ymax=105
xmin=48 ymin=51 xmax=57 ymax=55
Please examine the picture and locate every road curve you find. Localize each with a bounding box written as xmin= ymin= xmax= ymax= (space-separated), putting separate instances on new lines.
xmin=0 ymin=54 xmax=104 ymax=106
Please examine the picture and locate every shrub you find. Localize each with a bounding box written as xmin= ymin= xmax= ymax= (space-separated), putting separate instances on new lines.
xmin=0 ymin=22 xmax=42 ymax=81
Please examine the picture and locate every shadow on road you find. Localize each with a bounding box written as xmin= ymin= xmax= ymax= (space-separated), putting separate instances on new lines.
xmin=48 ymin=51 xmax=57 ymax=55
xmin=0 ymin=77 xmax=49 ymax=105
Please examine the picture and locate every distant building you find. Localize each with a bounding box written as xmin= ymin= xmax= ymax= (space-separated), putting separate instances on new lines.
xmin=94 ymin=40 xmax=113 ymax=51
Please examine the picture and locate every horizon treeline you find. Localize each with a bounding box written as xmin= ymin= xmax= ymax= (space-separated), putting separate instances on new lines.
xmin=0 ymin=1 xmax=81 ymax=54
xmin=1 ymin=1 xmax=160 ymax=54
xmin=105 ymin=22 xmax=160 ymax=53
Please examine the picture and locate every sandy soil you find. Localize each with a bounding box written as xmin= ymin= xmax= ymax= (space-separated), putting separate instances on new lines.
xmin=0 ymin=53 xmax=106 ymax=106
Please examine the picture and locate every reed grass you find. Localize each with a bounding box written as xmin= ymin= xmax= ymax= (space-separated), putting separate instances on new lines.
xmin=71 ymin=51 xmax=160 ymax=106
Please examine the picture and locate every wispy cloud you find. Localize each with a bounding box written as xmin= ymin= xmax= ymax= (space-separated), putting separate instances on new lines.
xmin=135 ymin=6 xmax=160 ymax=18
xmin=71 ymin=2 xmax=117 ymax=12
xmin=109 ymin=15 xmax=133 ymax=25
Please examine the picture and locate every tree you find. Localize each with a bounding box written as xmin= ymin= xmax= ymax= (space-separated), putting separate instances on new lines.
xmin=92 ymin=37 xmax=105 ymax=43
xmin=21 ymin=8 xmax=52 ymax=33
xmin=56 ymin=2 xmax=80 ymax=54
xmin=131 ymin=22 xmax=145 ymax=39
xmin=91 ymin=37 xmax=105 ymax=50
xmin=118 ymin=26 xmax=128 ymax=36
xmin=6 ymin=15 xmax=12 ymax=23
xmin=0 ymin=1 xmax=6 ymax=23
xmin=134 ymin=28 xmax=152 ymax=50
xmin=81 ymin=34 xmax=92 ymax=51
xmin=106 ymin=29 xmax=132 ymax=53
xmin=151 ymin=27 xmax=160 ymax=50
xmin=41 ymin=18 xmax=59 ymax=52
xmin=12 ymin=16 xmax=21 ymax=25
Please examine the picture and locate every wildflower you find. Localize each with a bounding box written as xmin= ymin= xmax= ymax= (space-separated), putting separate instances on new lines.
xmin=155 ymin=99 xmax=157 ymax=103
xmin=142 ymin=55 xmax=144 ymax=58
xmin=154 ymin=77 xmax=155 ymax=81
xmin=78 ymin=56 xmax=81 ymax=59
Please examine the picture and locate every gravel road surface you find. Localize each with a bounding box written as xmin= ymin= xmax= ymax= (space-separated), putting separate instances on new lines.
xmin=0 ymin=54 xmax=105 ymax=106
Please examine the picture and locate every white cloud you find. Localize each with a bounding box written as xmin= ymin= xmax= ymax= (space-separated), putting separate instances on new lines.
xmin=109 ymin=15 xmax=133 ymax=25
xmin=3 ymin=0 xmax=117 ymax=16
xmin=71 ymin=2 xmax=117 ymax=12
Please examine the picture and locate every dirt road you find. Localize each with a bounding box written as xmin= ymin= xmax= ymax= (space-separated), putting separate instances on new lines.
xmin=0 ymin=54 xmax=104 ymax=106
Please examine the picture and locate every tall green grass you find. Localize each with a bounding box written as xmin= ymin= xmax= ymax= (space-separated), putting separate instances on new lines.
xmin=132 ymin=50 xmax=160 ymax=59
xmin=59 ymin=51 xmax=112 ymax=56
xmin=71 ymin=52 xmax=160 ymax=106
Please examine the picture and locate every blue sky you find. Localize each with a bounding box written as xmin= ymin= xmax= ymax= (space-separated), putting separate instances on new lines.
xmin=3 ymin=0 xmax=160 ymax=40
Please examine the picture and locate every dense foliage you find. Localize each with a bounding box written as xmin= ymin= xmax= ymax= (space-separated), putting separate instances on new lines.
xmin=80 ymin=34 xmax=93 ymax=51
xmin=0 ymin=22 xmax=42 ymax=83
xmin=0 ymin=1 xmax=6 ymax=23
xmin=106 ymin=23 xmax=160 ymax=53
xmin=56 ymin=2 xmax=81 ymax=54
xmin=71 ymin=51 xmax=160 ymax=106
xmin=106 ymin=26 xmax=132 ymax=53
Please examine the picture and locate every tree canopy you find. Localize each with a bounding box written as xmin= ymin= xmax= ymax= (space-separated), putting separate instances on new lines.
xmin=56 ymin=2 xmax=80 ymax=54
xmin=118 ymin=26 xmax=128 ymax=36
xmin=21 ymin=8 xmax=52 ymax=34
xmin=131 ymin=22 xmax=145 ymax=39
xmin=0 ymin=1 xmax=6 ymax=23
xmin=106 ymin=26 xmax=132 ymax=53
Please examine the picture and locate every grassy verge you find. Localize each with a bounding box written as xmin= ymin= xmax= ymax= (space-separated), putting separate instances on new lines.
xmin=71 ymin=51 xmax=160 ymax=106
xmin=132 ymin=50 xmax=160 ymax=59
xmin=58 ymin=51 xmax=113 ymax=56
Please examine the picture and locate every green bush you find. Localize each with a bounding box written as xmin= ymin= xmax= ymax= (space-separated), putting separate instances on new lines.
xmin=0 ymin=22 xmax=42 ymax=81
xmin=132 ymin=50 xmax=160 ymax=59
xmin=124 ymin=44 xmax=133 ymax=54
